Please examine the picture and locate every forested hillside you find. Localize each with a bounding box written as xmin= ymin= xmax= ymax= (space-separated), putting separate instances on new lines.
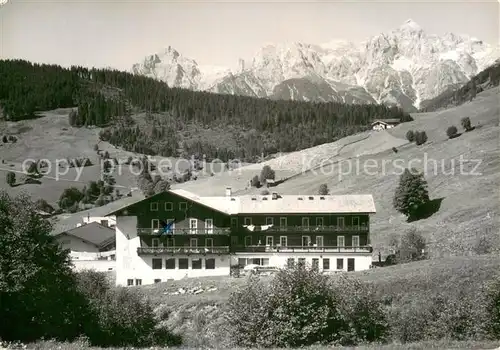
xmin=420 ymin=61 xmax=500 ymax=112
xmin=0 ymin=59 xmax=412 ymax=161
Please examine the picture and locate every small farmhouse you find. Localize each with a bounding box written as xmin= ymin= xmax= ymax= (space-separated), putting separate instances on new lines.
xmin=371 ymin=119 xmax=401 ymax=131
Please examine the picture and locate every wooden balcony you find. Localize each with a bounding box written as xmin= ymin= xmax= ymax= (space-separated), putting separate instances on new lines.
xmin=137 ymin=227 xmax=231 ymax=236
xmin=251 ymin=225 xmax=369 ymax=233
xmin=137 ymin=246 xmax=230 ymax=255
xmin=234 ymin=245 xmax=373 ymax=253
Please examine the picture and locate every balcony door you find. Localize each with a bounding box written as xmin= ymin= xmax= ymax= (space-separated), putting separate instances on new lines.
xmin=205 ymin=219 xmax=213 ymax=234
xmin=190 ymin=238 xmax=198 ymax=247
xmin=316 ymin=217 xmax=324 ymax=228
xmin=337 ymin=236 xmax=345 ymax=247
xmin=151 ymin=219 xmax=160 ymax=233
xmin=352 ymin=216 xmax=359 ymax=230
xmin=205 ymin=238 xmax=214 ymax=247
xmin=279 ymin=236 xmax=287 ymax=247
xmin=266 ymin=236 xmax=274 ymax=246
xmin=315 ymin=236 xmax=324 ymax=248
xmin=279 ymin=217 xmax=287 ymax=231
xmin=302 ymin=217 xmax=310 ymax=231
xmin=302 ymin=236 xmax=311 ymax=247
xmin=337 ymin=217 xmax=345 ymax=229
xmin=352 ymin=235 xmax=360 ymax=247
xmin=190 ymin=219 xmax=198 ymax=234
xmin=166 ymin=237 xmax=175 ymax=247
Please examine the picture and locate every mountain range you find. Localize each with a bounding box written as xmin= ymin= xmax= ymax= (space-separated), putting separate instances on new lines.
xmin=131 ymin=19 xmax=500 ymax=112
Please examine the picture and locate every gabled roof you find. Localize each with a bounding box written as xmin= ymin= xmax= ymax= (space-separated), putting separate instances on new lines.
xmin=236 ymin=194 xmax=376 ymax=214
xmin=107 ymin=189 xmax=376 ymax=215
xmin=371 ymin=119 xmax=401 ymax=125
xmin=54 ymin=222 xmax=115 ymax=247
xmin=50 ymin=192 xmax=145 ymax=235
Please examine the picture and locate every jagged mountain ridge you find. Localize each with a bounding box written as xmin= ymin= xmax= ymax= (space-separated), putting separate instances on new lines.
xmin=131 ymin=20 xmax=500 ymax=111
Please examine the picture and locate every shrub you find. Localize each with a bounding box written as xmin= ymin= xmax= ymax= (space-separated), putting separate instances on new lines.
xmin=250 ymin=175 xmax=260 ymax=188
xmin=405 ymin=130 xmax=415 ymax=142
xmin=225 ymin=265 xmax=387 ymax=348
xmin=2 ymin=135 xmax=8 ymax=143
xmin=446 ymin=125 xmax=458 ymax=138
xmin=6 ymin=171 xmax=15 ymax=186
xmin=76 ymin=270 xmax=182 ymax=347
xmin=415 ymin=131 xmax=428 ymax=145
xmin=461 ymin=117 xmax=473 ymax=131
xmin=393 ymin=168 xmax=430 ymax=219
xmin=58 ymin=187 xmax=84 ymax=210
xmin=395 ymin=227 xmax=427 ymax=263
xmin=318 ymin=183 xmax=329 ymax=195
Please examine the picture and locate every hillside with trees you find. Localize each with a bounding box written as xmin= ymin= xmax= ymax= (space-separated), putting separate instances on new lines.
xmin=420 ymin=61 xmax=500 ymax=112
xmin=0 ymin=59 xmax=412 ymax=162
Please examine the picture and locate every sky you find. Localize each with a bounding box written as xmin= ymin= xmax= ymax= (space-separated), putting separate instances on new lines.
xmin=0 ymin=0 xmax=498 ymax=71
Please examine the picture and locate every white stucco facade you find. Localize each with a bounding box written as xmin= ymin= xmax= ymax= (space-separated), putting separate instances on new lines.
xmin=372 ymin=122 xmax=395 ymax=131
xmin=115 ymin=216 xmax=230 ymax=286
xmin=232 ymin=252 xmax=372 ymax=272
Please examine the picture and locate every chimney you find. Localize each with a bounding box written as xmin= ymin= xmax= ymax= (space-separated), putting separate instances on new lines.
xmin=225 ymin=187 xmax=232 ymax=197
xmin=272 ymin=192 xmax=278 ymax=200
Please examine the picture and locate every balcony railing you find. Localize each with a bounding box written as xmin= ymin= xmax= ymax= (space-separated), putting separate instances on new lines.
xmin=255 ymin=225 xmax=369 ymax=233
xmin=137 ymin=227 xmax=231 ymax=235
xmin=235 ymin=245 xmax=373 ymax=253
xmin=137 ymin=246 xmax=230 ymax=255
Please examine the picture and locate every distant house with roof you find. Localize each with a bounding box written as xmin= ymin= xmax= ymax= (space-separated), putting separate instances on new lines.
xmin=53 ymin=221 xmax=116 ymax=253
xmin=371 ymin=119 xmax=401 ymax=131
xmin=102 ymin=187 xmax=376 ymax=287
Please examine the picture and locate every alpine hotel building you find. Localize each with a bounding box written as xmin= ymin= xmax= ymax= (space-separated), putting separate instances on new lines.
xmin=108 ymin=188 xmax=376 ymax=286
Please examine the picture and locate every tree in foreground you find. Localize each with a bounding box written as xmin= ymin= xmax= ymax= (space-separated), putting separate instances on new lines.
xmin=393 ymin=168 xmax=430 ymax=220
xmin=225 ymin=265 xmax=387 ymax=347
xmin=0 ymin=192 xmax=91 ymax=342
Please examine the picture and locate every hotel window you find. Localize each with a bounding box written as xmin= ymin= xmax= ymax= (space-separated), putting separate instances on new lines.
xmin=152 ymin=238 xmax=160 ymax=248
xmin=312 ymin=258 xmax=319 ymax=270
xmin=302 ymin=217 xmax=310 ymax=228
xmin=166 ymin=237 xmax=175 ymax=247
xmin=279 ymin=217 xmax=287 ymax=230
xmin=178 ymin=258 xmax=188 ymax=269
xmin=205 ymin=238 xmax=213 ymax=247
xmin=287 ymin=258 xmax=295 ymax=268
xmin=190 ymin=238 xmax=198 ymax=247
xmin=101 ymin=219 xmax=109 ymax=227
xmin=244 ymin=217 xmax=252 ymax=226
xmin=152 ymin=258 xmax=162 ymax=270
xmin=127 ymin=279 xmax=134 ymax=286
xmin=302 ymin=236 xmax=311 ymax=247
xmin=337 ymin=236 xmax=345 ymax=247
xmin=337 ymin=217 xmax=345 ymax=228
xmin=352 ymin=235 xmax=360 ymax=247
xmin=192 ymin=258 xmax=202 ymax=269
xmin=231 ymin=217 xmax=238 ymax=227
xmin=298 ymin=258 xmax=306 ymax=267
xmin=315 ymin=236 xmax=324 ymax=247
xmin=165 ymin=202 xmax=173 ymax=211
xmin=323 ymin=258 xmax=330 ymax=270
xmin=151 ymin=219 xmax=160 ymax=230
xmin=266 ymin=236 xmax=274 ymax=246
xmin=244 ymin=236 xmax=252 ymax=246
xmin=179 ymin=202 xmax=188 ymax=210
xmin=337 ymin=258 xmax=344 ymax=270
xmin=316 ymin=217 xmax=324 ymax=227
xmin=280 ymin=236 xmax=288 ymax=247
xmin=150 ymin=202 xmax=159 ymax=211
xmin=190 ymin=219 xmax=198 ymax=234
xmin=206 ymin=258 xmax=215 ymax=269
xmin=266 ymin=217 xmax=274 ymax=225
xmin=205 ymin=219 xmax=213 ymax=234
xmin=135 ymin=279 xmax=142 ymax=286
xmin=167 ymin=218 xmax=175 ymax=231
xmin=352 ymin=216 xmax=360 ymax=228
xmin=165 ymin=258 xmax=176 ymax=269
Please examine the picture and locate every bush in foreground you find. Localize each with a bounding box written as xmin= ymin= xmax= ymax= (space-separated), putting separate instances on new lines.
xmin=225 ymin=265 xmax=387 ymax=347
xmin=76 ymin=270 xmax=182 ymax=347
